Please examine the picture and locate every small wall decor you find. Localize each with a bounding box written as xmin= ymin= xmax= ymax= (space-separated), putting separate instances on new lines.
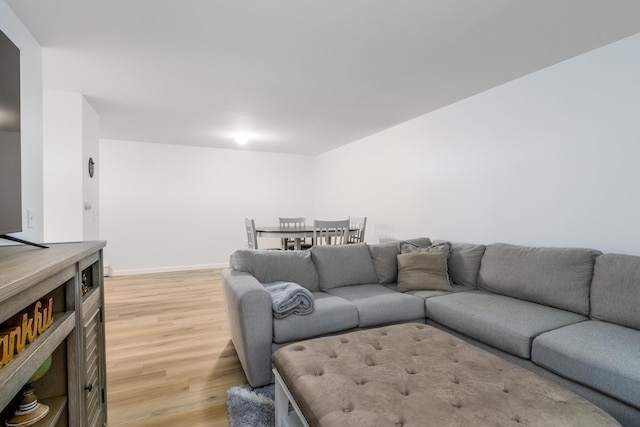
xmin=88 ymin=157 xmax=95 ymax=178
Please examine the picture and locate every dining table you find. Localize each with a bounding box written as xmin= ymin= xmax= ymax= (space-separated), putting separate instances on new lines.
xmin=254 ymin=225 xmax=359 ymax=250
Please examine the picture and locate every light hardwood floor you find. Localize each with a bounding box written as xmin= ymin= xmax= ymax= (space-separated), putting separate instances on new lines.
xmin=104 ymin=269 xmax=248 ymax=427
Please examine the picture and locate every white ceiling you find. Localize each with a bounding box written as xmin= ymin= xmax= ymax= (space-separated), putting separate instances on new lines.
xmin=7 ymin=0 xmax=640 ymax=155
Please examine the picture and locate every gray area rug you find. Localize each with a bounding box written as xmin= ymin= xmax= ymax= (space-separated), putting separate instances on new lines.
xmin=226 ymin=384 xmax=275 ymax=427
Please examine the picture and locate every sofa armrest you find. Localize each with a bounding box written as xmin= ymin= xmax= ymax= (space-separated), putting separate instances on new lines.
xmin=222 ymin=268 xmax=273 ymax=387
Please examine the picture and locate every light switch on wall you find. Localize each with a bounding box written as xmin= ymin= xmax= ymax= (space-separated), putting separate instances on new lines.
xmin=27 ymin=208 xmax=35 ymax=228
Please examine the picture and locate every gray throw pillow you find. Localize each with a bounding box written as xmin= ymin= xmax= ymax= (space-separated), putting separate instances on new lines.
xmin=400 ymin=241 xmax=451 ymax=255
xmin=432 ymin=240 xmax=486 ymax=287
xmin=368 ymin=238 xmax=433 ymax=284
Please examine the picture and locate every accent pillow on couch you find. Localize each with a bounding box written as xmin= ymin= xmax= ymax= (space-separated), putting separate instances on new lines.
xmin=432 ymin=240 xmax=486 ymax=287
xmin=400 ymin=241 xmax=451 ymax=255
xmin=368 ymin=237 xmax=432 ymax=284
xmin=397 ymin=242 xmax=452 ymax=292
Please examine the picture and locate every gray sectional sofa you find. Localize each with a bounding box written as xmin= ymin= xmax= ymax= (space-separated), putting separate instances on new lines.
xmin=222 ymin=238 xmax=640 ymax=426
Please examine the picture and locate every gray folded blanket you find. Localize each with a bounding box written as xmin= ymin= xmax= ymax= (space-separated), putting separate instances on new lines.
xmin=263 ymin=281 xmax=314 ymax=319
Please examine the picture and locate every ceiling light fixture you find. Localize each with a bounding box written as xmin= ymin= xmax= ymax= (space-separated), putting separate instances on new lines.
xmin=233 ymin=134 xmax=250 ymax=145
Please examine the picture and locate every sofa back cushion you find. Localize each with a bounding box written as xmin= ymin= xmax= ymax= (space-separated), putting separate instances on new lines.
xmin=433 ymin=240 xmax=486 ymax=287
xmin=591 ymin=253 xmax=640 ymax=330
xmin=311 ymin=243 xmax=378 ymax=290
xmin=477 ymin=243 xmax=601 ymax=315
xmin=230 ymin=249 xmax=319 ymax=291
xmin=368 ymin=237 xmax=432 ymax=284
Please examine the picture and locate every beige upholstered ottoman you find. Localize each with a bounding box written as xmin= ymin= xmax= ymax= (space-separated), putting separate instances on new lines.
xmin=271 ymin=323 xmax=620 ymax=427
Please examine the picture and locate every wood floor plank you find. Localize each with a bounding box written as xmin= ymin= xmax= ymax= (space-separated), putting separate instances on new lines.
xmin=105 ymin=269 xmax=247 ymax=426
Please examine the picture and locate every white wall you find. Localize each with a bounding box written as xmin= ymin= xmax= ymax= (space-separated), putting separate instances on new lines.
xmin=315 ymin=33 xmax=640 ymax=256
xmin=42 ymin=91 xmax=100 ymax=242
xmin=99 ymin=139 xmax=315 ymax=275
xmin=43 ymin=90 xmax=83 ymax=242
xmin=82 ymin=96 xmax=100 ymax=240
xmin=0 ymin=1 xmax=44 ymax=246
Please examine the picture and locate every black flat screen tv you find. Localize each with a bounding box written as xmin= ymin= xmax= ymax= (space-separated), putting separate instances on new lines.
xmin=0 ymin=28 xmax=23 ymax=237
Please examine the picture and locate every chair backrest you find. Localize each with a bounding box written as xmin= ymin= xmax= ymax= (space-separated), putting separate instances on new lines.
xmin=244 ymin=218 xmax=258 ymax=249
xmin=313 ymin=219 xmax=350 ymax=246
xmin=349 ymin=216 xmax=367 ymax=243
xmin=279 ymin=217 xmax=305 ymax=228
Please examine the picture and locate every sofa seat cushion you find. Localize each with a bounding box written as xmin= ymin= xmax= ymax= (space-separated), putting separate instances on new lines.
xmin=532 ymin=320 xmax=640 ymax=409
xmin=425 ymin=291 xmax=587 ymax=358
xmin=385 ymin=283 xmax=475 ymax=299
xmin=273 ymin=292 xmax=359 ymax=344
xmin=326 ymin=284 xmax=425 ymax=327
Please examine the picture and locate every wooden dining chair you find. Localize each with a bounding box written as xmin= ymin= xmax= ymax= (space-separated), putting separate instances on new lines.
xmin=279 ymin=217 xmax=312 ymax=250
xmin=245 ymin=218 xmax=280 ymax=250
xmin=245 ymin=218 xmax=259 ymax=249
xmin=348 ymin=216 xmax=367 ymax=244
xmin=313 ymin=219 xmax=350 ymax=246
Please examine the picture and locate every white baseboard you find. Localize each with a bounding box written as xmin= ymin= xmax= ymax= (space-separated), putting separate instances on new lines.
xmin=109 ymin=262 xmax=229 ymax=276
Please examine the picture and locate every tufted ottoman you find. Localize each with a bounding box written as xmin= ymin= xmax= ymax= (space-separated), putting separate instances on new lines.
xmin=271 ymin=323 xmax=620 ymax=427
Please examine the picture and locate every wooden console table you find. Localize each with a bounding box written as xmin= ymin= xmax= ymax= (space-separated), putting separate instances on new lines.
xmin=0 ymin=241 xmax=107 ymax=427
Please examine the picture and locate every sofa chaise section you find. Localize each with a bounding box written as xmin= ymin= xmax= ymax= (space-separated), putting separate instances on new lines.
xmin=532 ymin=253 xmax=640 ymax=425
